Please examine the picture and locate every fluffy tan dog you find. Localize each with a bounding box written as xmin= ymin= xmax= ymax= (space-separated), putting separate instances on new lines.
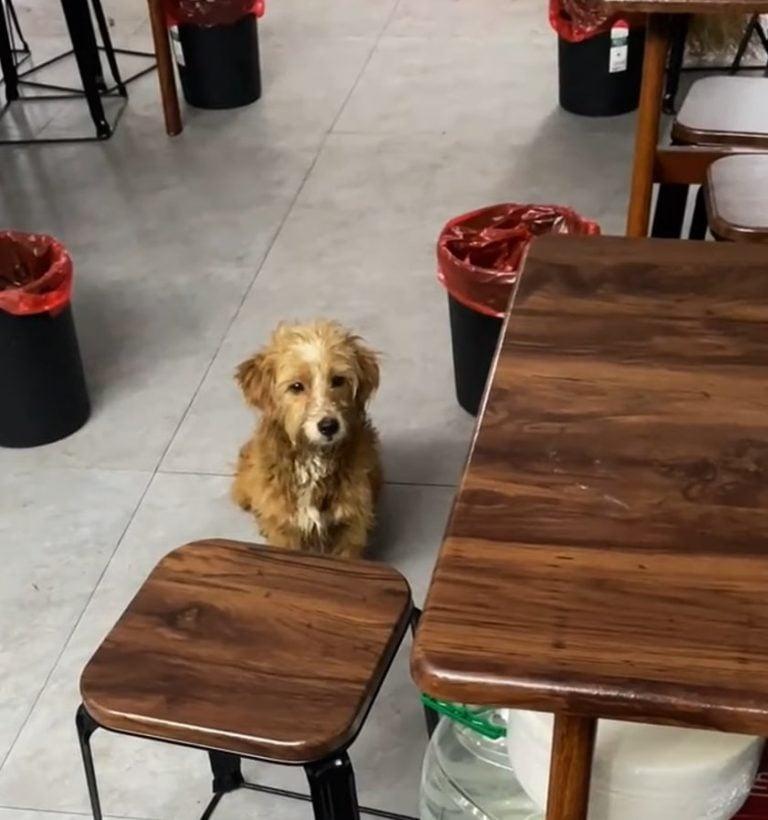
xmin=233 ymin=320 xmax=382 ymax=558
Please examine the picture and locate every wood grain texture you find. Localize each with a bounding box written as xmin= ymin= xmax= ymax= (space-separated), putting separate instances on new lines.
xmin=81 ymin=539 xmax=412 ymax=763
xmin=626 ymin=14 xmax=669 ymax=237
xmin=546 ymin=714 xmax=597 ymax=820
xmin=672 ymin=77 xmax=768 ymax=148
xmin=706 ymin=154 xmax=768 ymax=242
xmin=412 ymin=235 xmax=768 ymax=735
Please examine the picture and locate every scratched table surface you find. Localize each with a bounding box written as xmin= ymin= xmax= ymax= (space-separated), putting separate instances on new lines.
xmin=412 ymin=234 xmax=768 ymax=735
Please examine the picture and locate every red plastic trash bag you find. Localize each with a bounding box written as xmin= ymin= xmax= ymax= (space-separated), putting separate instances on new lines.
xmin=437 ymin=204 xmax=600 ymax=318
xmin=0 ymin=231 xmax=73 ymax=316
xmin=549 ymin=0 xmax=612 ymax=42
xmin=166 ymin=0 xmax=265 ymax=27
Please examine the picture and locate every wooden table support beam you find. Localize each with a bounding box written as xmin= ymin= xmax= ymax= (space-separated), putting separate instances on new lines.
xmin=626 ymin=14 xmax=671 ymax=237
xmin=546 ymin=714 xmax=598 ymax=820
xmin=146 ymin=0 xmax=182 ymax=136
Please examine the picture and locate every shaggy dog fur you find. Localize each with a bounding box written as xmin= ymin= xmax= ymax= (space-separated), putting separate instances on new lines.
xmin=233 ymin=321 xmax=382 ymax=559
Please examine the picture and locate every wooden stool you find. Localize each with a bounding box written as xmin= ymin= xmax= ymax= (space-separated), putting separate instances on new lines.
xmin=654 ymin=76 xmax=768 ymax=239
xmin=673 ymin=76 xmax=768 ymax=149
xmin=77 ymin=539 xmax=414 ymax=820
xmin=705 ymin=153 xmax=768 ymax=242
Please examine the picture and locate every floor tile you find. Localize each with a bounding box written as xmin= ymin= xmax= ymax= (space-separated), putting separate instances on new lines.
xmin=262 ymin=0 xmax=397 ymax=38
xmin=0 ymin=468 xmax=150 ymax=765
xmin=386 ymin=0 xmax=549 ymax=40
xmin=335 ymin=35 xmax=558 ymax=138
xmin=163 ymin=127 xmax=631 ymax=481
xmin=0 ymin=474 xmax=451 ymax=817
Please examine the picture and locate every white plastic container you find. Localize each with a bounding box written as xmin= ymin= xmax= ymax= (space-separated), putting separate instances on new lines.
xmin=420 ymin=713 xmax=541 ymax=820
xmin=507 ymin=710 xmax=763 ymax=820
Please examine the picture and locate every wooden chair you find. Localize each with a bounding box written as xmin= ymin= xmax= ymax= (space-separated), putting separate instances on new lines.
xmin=653 ymin=76 xmax=768 ymax=239
xmin=77 ymin=539 xmax=416 ymax=820
xmin=705 ymin=153 xmax=768 ymax=241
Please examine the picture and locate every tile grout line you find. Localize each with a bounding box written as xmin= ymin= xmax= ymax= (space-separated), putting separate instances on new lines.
xmin=0 ymin=0 xmax=407 ymax=783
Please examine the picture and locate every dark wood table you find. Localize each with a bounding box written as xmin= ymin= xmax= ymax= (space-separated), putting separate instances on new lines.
xmin=600 ymin=0 xmax=768 ymax=237
xmin=412 ymin=234 xmax=768 ymax=820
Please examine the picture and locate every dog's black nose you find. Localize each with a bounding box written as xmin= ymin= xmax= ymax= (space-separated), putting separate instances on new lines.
xmin=318 ymin=417 xmax=340 ymax=438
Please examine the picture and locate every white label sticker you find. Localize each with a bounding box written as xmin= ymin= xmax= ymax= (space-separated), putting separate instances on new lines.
xmin=609 ymin=20 xmax=629 ymax=73
xmin=609 ymin=44 xmax=628 ymax=72
xmin=170 ymin=26 xmax=185 ymax=67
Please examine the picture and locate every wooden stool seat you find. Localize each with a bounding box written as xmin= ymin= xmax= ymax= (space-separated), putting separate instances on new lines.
xmin=673 ymin=76 xmax=768 ymax=147
xmin=705 ymin=154 xmax=768 ymax=242
xmin=80 ymin=539 xmax=412 ymax=764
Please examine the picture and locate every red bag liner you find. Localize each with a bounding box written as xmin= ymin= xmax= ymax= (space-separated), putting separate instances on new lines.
xmin=549 ymin=0 xmax=612 ymax=42
xmin=0 ymin=231 xmax=73 ymax=316
xmin=437 ymin=204 xmax=600 ymax=319
xmin=165 ymin=0 xmax=264 ymax=27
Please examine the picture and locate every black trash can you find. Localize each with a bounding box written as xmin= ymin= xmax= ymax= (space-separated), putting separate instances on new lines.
xmin=0 ymin=232 xmax=89 ymax=448
xmin=448 ymin=295 xmax=503 ymax=416
xmin=0 ymin=307 xmax=90 ymax=448
xmin=558 ymin=22 xmax=645 ymax=116
xmin=438 ymin=205 xmax=600 ymax=416
xmin=174 ymin=13 xmax=261 ymax=109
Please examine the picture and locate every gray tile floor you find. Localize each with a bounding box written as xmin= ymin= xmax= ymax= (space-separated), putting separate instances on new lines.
xmin=0 ymin=1 xmax=635 ymax=817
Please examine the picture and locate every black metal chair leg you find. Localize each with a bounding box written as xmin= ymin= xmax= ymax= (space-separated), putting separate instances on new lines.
xmin=689 ymin=186 xmax=708 ymax=240
xmin=651 ymin=183 xmax=689 ymax=238
xmin=208 ymin=750 xmax=244 ymax=794
xmin=60 ymin=0 xmax=110 ymax=138
xmin=76 ymin=705 xmax=104 ymax=820
xmin=410 ymin=608 xmax=438 ymax=738
xmin=0 ymin=0 xmax=19 ymax=102
xmin=89 ymin=0 xmax=126 ymax=96
xmin=663 ymin=15 xmax=688 ymax=114
xmin=731 ymin=14 xmax=759 ymax=73
xmin=305 ymin=753 xmax=361 ymax=820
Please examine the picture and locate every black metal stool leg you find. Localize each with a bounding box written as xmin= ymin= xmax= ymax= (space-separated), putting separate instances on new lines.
xmin=208 ymin=750 xmax=244 ymax=794
xmin=305 ymin=753 xmax=360 ymax=820
xmin=89 ymin=0 xmax=126 ymax=95
xmin=76 ymin=705 xmax=103 ymax=820
xmin=689 ymin=186 xmax=708 ymax=240
xmin=410 ymin=608 xmax=438 ymax=738
xmin=0 ymin=0 xmax=19 ymax=102
xmin=60 ymin=0 xmax=110 ymax=138
xmin=731 ymin=14 xmax=759 ymax=73
xmin=651 ymin=183 xmax=689 ymax=238
xmin=663 ymin=14 xmax=688 ymax=114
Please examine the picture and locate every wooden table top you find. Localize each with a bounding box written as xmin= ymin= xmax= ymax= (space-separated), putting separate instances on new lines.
xmin=81 ymin=540 xmax=412 ymax=763
xmin=602 ymin=0 xmax=768 ymax=13
xmin=412 ymin=235 xmax=768 ymax=735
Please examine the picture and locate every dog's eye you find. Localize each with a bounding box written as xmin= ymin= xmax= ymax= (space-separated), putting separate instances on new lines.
xmin=288 ymin=382 xmax=304 ymax=394
xmin=330 ymin=375 xmax=346 ymax=388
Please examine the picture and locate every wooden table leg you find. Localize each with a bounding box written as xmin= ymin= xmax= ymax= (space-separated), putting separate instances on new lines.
xmin=545 ymin=713 xmax=597 ymax=820
xmin=626 ymin=14 xmax=671 ymax=238
xmin=146 ymin=0 xmax=182 ymax=136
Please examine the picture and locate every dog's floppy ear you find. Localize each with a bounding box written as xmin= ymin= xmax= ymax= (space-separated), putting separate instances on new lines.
xmin=236 ymin=352 xmax=273 ymax=410
xmin=353 ymin=339 xmax=380 ymax=407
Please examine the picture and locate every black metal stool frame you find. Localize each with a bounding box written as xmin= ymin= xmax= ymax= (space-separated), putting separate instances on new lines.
xmin=0 ymin=0 xmax=155 ymax=144
xmin=75 ymin=609 xmax=435 ymax=820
